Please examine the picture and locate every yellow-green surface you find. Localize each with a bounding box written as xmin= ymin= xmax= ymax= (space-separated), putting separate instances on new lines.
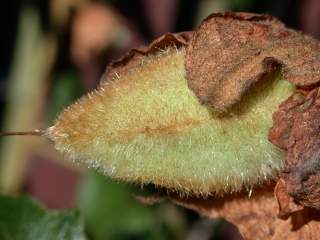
xmin=48 ymin=48 xmax=294 ymax=196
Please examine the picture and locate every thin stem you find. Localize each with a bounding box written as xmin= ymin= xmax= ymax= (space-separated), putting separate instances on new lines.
xmin=0 ymin=129 xmax=44 ymax=137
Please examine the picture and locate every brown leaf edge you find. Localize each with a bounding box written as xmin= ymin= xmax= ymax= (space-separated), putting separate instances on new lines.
xmin=136 ymin=183 xmax=320 ymax=240
xmin=185 ymin=12 xmax=320 ymax=112
xmin=101 ymin=31 xmax=192 ymax=83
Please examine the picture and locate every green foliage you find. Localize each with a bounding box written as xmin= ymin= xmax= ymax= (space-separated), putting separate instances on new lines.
xmin=227 ymin=0 xmax=256 ymax=10
xmin=0 ymin=194 xmax=86 ymax=240
xmin=77 ymin=172 xmax=186 ymax=240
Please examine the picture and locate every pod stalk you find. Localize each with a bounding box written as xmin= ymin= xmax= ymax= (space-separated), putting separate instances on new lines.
xmin=0 ymin=129 xmax=44 ymax=137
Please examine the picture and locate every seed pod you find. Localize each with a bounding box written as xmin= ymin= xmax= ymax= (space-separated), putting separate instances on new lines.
xmin=46 ymin=30 xmax=294 ymax=196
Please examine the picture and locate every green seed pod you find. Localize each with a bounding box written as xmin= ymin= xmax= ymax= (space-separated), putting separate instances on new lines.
xmin=47 ymin=46 xmax=294 ymax=196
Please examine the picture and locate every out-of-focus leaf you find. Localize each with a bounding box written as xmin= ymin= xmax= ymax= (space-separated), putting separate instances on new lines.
xmin=47 ymin=71 xmax=84 ymax=124
xmin=77 ymin=172 xmax=186 ymax=240
xmin=227 ymin=0 xmax=256 ymax=10
xmin=0 ymin=194 xmax=86 ymax=240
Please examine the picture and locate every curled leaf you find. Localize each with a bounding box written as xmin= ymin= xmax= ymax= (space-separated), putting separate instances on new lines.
xmin=185 ymin=12 xmax=320 ymax=111
xmin=270 ymin=87 xmax=320 ymax=211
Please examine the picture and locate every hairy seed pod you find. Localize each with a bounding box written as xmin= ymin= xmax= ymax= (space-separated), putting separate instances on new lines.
xmin=47 ymin=45 xmax=294 ymax=196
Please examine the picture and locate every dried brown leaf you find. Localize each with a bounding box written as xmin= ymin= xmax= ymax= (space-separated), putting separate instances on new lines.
xmin=185 ymin=12 xmax=320 ymax=111
xmin=170 ymin=184 xmax=320 ymax=240
xmin=135 ymin=183 xmax=320 ymax=239
xmin=270 ymin=87 xmax=320 ymax=212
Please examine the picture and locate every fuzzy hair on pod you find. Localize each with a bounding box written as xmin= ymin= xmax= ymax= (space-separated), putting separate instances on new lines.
xmin=47 ymin=46 xmax=294 ymax=196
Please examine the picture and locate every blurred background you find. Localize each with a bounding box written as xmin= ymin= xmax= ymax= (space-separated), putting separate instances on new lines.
xmin=0 ymin=0 xmax=319 ymax=239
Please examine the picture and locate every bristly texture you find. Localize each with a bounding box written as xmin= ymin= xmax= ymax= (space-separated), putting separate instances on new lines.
xmin=47 ymin=46 xmax=294 ymax=196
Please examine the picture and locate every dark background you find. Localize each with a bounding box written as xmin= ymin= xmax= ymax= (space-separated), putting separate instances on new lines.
xmin=0 ymin=1 xmax=319 ymax=239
